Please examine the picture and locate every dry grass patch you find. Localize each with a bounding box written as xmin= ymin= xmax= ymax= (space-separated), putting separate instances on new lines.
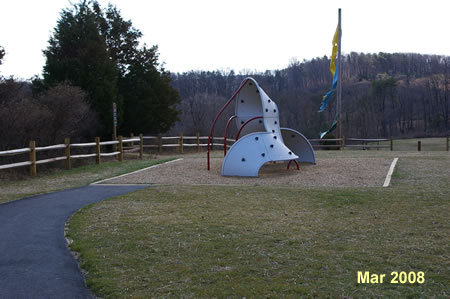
xmin=68 ymin=181 xmax=449 ymax=297
xmin=66 ymin=150 xmax=449 ymax=297
xmin=0 ymin=157 xmax=176 ymax=204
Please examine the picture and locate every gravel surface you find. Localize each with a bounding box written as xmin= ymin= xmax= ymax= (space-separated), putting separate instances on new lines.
xmin=101 ymin=155 xmax=393 ymax=187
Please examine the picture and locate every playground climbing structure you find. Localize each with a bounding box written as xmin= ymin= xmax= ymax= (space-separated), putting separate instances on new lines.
xmin=207 ymin=77 xmax=315 ymax=177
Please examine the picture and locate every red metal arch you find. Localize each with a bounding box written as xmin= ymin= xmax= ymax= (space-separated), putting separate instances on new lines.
xmin=287 ymin=159 xmax=299 ymax=170
xmin=235 ymin=116 xmax=263 ymax=141
xmin=207 ymin=79 xmax=249 ymax=170
xmin=223 ymin=115 xmax=237 ymax=156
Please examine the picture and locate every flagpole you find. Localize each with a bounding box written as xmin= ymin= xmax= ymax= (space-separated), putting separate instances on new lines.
xmin=337 ymin=8 xmax=342 ymax=141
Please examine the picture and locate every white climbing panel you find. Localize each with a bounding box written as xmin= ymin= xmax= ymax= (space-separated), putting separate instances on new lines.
xmin=222 ymin=132 xmax=298 ymax=177
xmin=281 ymin=128 xmax=316 ymax=164
xmin=221 ymin=77 xmax=315 ymax=177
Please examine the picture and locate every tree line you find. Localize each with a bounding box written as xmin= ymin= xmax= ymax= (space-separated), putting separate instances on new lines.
xmin=170 ymin=52 xmax=449 ymax=139
xmin=1 ymin=1 xmax=449 ymax=153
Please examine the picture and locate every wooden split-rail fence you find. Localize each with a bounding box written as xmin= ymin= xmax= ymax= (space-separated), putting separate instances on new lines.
xmin=0 ymin=133 xmax=213 ymax=176
xmin=1 ymin=134 xmax=448 ymax=177
xmin=0 ymin=136 xmax=138 ymax=176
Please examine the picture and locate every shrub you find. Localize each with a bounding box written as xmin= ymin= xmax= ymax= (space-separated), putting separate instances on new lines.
xmin=0 ymin=79 xmax=98 ymax=150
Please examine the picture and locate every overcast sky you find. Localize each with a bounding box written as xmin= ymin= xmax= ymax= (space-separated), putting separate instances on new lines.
xmin=1 ymin=0 xmax=449 ymax=80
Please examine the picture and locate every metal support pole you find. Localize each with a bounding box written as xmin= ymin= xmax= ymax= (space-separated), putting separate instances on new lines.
xmin=130 ymin=132 xmax=135 ymax=147
xmin=337 ymin=8 xmax=343 ymax=140
xmin=112 ymin=102 xmax=117 ymax=152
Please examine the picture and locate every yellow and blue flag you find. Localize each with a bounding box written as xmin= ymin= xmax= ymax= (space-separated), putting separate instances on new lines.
xmin=319 ymin=26 xmax=339 ymax=113
xmin=320 ymin=115 xmax=337 ymax=139
xmin=319 ymin=22 xmax=341 ymax=139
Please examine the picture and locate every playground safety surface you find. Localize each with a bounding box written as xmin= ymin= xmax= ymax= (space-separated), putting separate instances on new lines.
xmin=100 ymin=155 xmax=392 ymax=187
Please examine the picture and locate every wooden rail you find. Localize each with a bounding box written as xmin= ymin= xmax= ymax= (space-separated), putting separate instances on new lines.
xmin=309 ymin=137 xmax=393 ymax=150
xmin=138 ymin=135 xmax=396 ymax=153
xmin=0 ymin=136 xmax=139 ymax=176
xmin=2 ymin=134 xmax=448 ymax=176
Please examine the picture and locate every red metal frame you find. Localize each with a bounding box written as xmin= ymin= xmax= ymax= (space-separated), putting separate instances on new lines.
xmin=287 ymin=160 xmax=299 ymax=170
xmin=207 ymin=79 xmax=249 ymax=170
xmin=235 ymin=116 xmax=263 ymax=141
xmin=223 ymin=115 xmax=237 ymax=156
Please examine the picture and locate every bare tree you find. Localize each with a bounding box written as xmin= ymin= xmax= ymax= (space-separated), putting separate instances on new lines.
xmin=38 ymin=83 xmax=99 ymax=144
xmin=0 ymin=79 xmax=98 ymax=150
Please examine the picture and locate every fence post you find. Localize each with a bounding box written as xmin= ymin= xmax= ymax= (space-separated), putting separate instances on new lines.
xmin=158 ymin=136 xmax=162 ymax=153
xmin=118 ymin=136 xmax=123 ymax=161
xmin=139 ymin=133 xmax=143 ymax=159
xmin=95 ymin=137 xmax=101 ymax=164
xmin=341 ymin=136 xmax=345 ymax=150
xmin=196 ymin=132 xmax=200 ymax=153
xmin=64 ymin=137 xmax=71 ymax=169
xmin=390 ymin=137 xmax=393 ymax=151
xmin=179 ymin=133 xmax=184 ymax=154
xmin=417 ymin=140 xmax=421 ymax=152
xmin=29 ymin=140 xmax=36 ymax=176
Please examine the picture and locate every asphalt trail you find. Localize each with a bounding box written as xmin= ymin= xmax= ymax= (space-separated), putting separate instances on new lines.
xmin=0 ymin=185 xmax=148 ymax=299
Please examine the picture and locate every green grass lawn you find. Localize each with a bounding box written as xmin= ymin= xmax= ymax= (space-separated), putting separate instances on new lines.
xmin=67 ymin=151 xmax=450 ymax=297
xmin=0 ymin=156 xmax=176 ymax=204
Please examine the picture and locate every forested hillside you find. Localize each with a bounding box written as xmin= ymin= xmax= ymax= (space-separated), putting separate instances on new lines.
xmin=1 ymin=51 xmax=448 ymax=151
xmin=171 ymin=52 xmax=449 ymax=138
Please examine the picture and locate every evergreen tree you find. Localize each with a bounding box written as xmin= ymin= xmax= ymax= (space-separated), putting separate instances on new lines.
xmin=43 ymin=1 xmax=118 ymax=135
xmin=121 ymin=46 xmax=180 ymax=134
xmin=95 ymin=3 xmax=180 ymax=134
xmin=42 ymin=1 xmax=179 ymax=136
